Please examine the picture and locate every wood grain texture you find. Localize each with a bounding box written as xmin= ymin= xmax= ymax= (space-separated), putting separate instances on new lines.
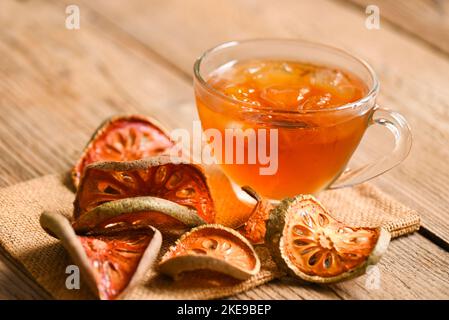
xmin=330 ymin=233 xmax=449 ymax=299
xmin=0 ymin=0 xmax=448 ymax=300
xmin=0 ymin=0 xmax=193 ymax=187
xmin=347 ymin=0 xmax=449 ymax=54
xmin=84 ymin=0 xmax=449 ymax=245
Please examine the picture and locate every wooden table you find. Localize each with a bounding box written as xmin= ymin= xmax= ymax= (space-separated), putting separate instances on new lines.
xmin=0 ymin=0 xmax=448 ymax=300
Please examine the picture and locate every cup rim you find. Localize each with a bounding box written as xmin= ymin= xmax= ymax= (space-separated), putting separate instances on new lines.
xmin=193 ymin=38 xmax=379 ymax=114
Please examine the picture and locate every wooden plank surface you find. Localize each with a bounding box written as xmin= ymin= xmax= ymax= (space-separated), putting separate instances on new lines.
xmin=0 ymin=0 xmax=448 ymax=300
xmin=348 ymin=0 xmax=449 ymax=55
xmin=84 ymin=0 xmax=449 ymax=245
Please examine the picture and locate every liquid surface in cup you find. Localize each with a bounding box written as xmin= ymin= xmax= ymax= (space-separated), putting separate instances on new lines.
xmin=208 ymin=60 xmax=366 ymax=111
xmin=196 ymin=60 xmax=369 ymax=198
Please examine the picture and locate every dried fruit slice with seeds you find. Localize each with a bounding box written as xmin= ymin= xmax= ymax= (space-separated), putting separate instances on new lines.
xmin=74 ymin=156 xmax=215 ymax=223
xmin=237 ymin=186 xmax=274 ymax=245
xmin=159 ymin=224 xmax=260 ymax=280
xmin=266 ymin=195 xmax=390 ymax=284
xmin=72 ymin=114 xmax=174 ymax=188
xmin=73 ymin=196 xmax=205 ymax=235
xmin=40 ymin=211 xmax=162 ymax=300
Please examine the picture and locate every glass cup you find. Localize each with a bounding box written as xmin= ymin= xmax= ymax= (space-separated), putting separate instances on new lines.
xmin=193 ymin=39 xmax=412 ymax=200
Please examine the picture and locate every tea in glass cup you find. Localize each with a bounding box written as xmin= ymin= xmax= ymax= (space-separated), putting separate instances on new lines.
xmin=194 ymin=40 xmax=411 ymax=200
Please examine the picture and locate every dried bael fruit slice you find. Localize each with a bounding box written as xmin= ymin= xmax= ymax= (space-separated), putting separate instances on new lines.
xmin=73 ymin=196 xmax=205 ymax=235
xmin=74 ymin=156 xmax=215 ymax=223
xmin=237 ymin=186 xmax=274 ymax=245
xmin=72 ymin=114 xmax=174 ymax=188
xmin=159 ymin=224 xmax=260 ymax=280
xmin=40 ymin=211 xmax=162 ymax=300
xmin=266 ymin=195 xmax=390 ymax=284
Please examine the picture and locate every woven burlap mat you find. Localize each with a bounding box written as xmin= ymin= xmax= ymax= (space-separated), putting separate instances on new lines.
xmin=0 ymin=168 xmax=420 ymax=300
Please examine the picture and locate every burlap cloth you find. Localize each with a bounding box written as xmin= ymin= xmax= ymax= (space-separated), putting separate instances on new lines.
xmin=0 ymin=167 xmax=420 ymax=300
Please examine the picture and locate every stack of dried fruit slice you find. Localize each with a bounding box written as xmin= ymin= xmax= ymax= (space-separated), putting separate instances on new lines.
xmin=40 ymin=114 xmax=392 ymax=299
xmin=64 ymin=157 xmax=214 ymax=299
xmin=41 ymin=115 xmax=220 ymax=299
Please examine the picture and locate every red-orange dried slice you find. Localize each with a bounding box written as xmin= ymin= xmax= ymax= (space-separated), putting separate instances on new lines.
xmin=72 ymin=114 xmax=173 ymax=188
xmin=74 ymin=156 xmax=215 ymax=223
xmin=40 ymin=211 xmax=162 ymax=300
xmin=159 ymin=224 xmax=260 ymax=280
xmin=266 ymin=195 xmax=390 ymax=283
xmin=237 ymin=186 xmax=274 ymax=244
xmin=73 ymin=196 xmax=205 ymax=235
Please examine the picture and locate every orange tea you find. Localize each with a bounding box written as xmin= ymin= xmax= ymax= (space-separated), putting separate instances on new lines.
xmin=195 ymin=59 xmax=370 ymax=199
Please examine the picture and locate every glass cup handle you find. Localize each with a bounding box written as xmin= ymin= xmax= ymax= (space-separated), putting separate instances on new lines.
xmin=329 ymin=105 xmax=412 ymax=189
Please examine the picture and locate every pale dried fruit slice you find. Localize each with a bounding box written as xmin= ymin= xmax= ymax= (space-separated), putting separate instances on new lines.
xmin=237 ymin=186 xmax=274 ymax=245
xmin=159 ymin=224 xmax=260 ymax=280
xmin=72 ymin=114 xmax=174 ymax=188
xmin=73 ymin=196 xmax=205 ymax=235
xmin=266 ymin=195 xmax=390 ymax=284
xmin=40 ymin=211 xmax=162 ymax=300
xmin=74 ymin=156 xmax=215 ymax=223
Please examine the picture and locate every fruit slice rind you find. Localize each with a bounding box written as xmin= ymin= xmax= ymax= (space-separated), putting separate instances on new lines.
xmin=73 ymin=196 xmax=205 ymax=234
xmin=159 ymin=254 xmax=254 ymax=281
xmin=40 ymin=211 xmax=162 ymax=299
xmin=40 ymin=211 xmax=98 ymax=294
xmin=80 ymin=155 xmax=192 ymax=173
xmin=159 ymin=224 xmax=261 ymax=281
xmin=72 ymin=114 xmax=173 ymax=188
xmin=266 ymin=195 xmax=391 ymax=284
